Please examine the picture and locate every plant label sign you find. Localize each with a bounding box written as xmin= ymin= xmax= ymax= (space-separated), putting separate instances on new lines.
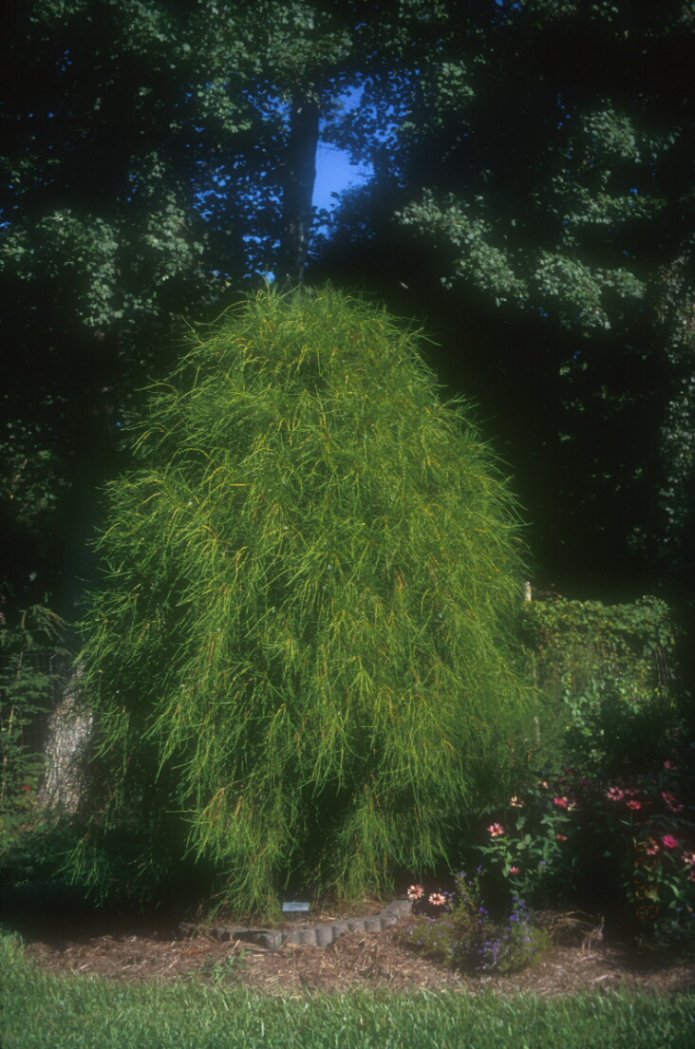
xmin=282 ymin=901 xmax=311 ymax=913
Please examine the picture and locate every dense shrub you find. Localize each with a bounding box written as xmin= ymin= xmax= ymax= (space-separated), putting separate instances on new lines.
xmin=71 ymin=287 xmax=538 ymax=915
xmin=522 ymin=596 xmax=681 ymax=775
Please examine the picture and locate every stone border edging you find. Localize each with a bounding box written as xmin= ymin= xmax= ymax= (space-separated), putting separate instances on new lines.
xmin=179 ymin=898 xmax=413 ymax=951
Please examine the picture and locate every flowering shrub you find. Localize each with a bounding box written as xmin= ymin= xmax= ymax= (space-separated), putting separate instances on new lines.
xmin=399 ymin=870 xmax=550 ymax=974
xmin=475 ymin=750 xmax=695 ymax=950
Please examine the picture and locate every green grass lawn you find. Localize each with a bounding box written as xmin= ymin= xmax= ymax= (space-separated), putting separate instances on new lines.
xmin=2 ymin=932 xmax=694 ymax=1049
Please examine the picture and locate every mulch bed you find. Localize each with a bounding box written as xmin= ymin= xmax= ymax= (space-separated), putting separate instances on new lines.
xmin=21 ymin=917 xmax=695 ymax=997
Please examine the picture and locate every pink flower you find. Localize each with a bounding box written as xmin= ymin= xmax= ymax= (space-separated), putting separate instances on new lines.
xmin=644 ymin=840 xmax=661 ymax=856
xmin=429 ymin=893 xmax=447 ymax=907
xmin=661 ymin=791 xmax=685 ymax=814
xmin=681 ymin=852 xmax=695 ymax=867
xmin=662 ymin=835 xmax=680 ymax=850
xmin=556 ymin=833 xmax=568 ymax=842
xmin=553 ymin=796 xmax=569 ymax=809
xmin=626 ymin=800 xmax=642 ymax=811
xmin=509 ymin=866 xmax=521 ymax=876
xmin=407 ymin=884 xmax=424 ymax=901
xmin=607 ymin=787 xmax=625 ymax=802
xmin=664 ymin=760 xmax=676 ymax=770
xmin=487 ymin=822 xmax=505 ymax=838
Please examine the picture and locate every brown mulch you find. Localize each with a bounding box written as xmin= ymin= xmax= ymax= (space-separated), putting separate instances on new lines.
xmin=22 ymin=918 xmax=695 ymax=997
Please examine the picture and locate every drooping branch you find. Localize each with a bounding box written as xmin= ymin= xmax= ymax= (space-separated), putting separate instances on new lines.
xmin=277 ymin=90 xmax=320 ymax=286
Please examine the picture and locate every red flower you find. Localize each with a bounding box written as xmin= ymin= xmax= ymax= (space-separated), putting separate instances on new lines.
xmin=626 ymin=800 xmax=642 ymax=811
xmin=556 ymin=833 xmax=568 ymax=842
xmin=487 ymin=822 xmax=505 ymax=838
xmin=553 ymin=796 xmax=569 ymax=809
xmin=20 ymin=784 xmax=33 ymax=793
xmin=606 ymin=787 xmax=625 ymax=802
xmin=661 ymin=791 xmax=685 ymax=814
xmin=429 ymin=893 xmax=447 ymax=907
xmin=662 ymin=834 xmax=680 ymax=850
xmin=509 ymin=866 xmax=521 ymax=876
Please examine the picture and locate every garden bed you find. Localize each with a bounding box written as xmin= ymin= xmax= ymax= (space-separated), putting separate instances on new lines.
xmin=21 ymin=915 xmax=695 ymax=997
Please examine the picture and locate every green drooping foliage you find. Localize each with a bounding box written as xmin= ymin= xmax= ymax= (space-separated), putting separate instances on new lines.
xmin=74 ymin=288 xmax=538 ymax=915
xmin=522 ymin=595 xmax=681 ymax=774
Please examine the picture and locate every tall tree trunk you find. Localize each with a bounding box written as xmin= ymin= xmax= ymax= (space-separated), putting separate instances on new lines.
xmin=278 ymin=91 xmax=320 ymax=286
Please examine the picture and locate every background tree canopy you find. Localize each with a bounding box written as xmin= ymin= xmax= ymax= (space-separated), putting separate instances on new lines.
xmin=1 ymin=0 xmax=693 ymax=629
xmin=314 ymin=0 xmax=694 ymax=607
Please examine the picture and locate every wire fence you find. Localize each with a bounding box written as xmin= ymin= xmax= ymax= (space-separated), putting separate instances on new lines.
xmin=0 ymin=649 xmax=73 ymax=755
xmin=1 ymin=649 xmax=90 ymax=811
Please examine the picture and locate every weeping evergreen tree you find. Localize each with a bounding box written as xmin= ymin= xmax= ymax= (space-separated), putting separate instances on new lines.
xmin=74 ymin=287 xmax=538 ymax=915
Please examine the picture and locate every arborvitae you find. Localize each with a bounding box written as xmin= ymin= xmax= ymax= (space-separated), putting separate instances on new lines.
xmin=73 ymin=287 xmax=538 ymax=915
